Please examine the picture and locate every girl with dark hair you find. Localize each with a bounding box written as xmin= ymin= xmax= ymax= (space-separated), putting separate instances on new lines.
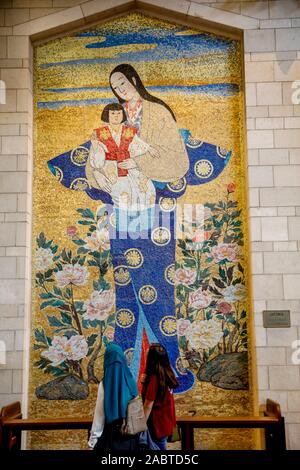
xmin=142 ymin=344 xmax=178 ymax=450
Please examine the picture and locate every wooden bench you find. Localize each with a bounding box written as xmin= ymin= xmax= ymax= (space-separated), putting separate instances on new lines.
xmin=0 ymin=399 xmax=286 ymax=452
xmin=177 ymin=399 xmax=286 ymax=452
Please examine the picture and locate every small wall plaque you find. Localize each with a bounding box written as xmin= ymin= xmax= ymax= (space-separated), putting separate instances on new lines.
xmin=263 ymin=310 xmax=290 ymax=328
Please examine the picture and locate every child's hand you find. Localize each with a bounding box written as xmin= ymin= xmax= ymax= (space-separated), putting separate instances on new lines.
xmin=149 ymin=146 xmax=160 ymax=159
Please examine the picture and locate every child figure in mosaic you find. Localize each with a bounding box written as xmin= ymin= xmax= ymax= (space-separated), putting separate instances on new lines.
xmin=89 ymin=102 xmax=156 ymax=211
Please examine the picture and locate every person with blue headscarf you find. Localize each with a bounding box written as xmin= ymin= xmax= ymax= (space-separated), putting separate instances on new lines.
xmin=88 ymin=342 xmax=139 ymax=451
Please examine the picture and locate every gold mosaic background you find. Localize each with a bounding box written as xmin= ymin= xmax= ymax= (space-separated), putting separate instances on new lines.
xmin=29 ymin=12 xmax=257 ymax=450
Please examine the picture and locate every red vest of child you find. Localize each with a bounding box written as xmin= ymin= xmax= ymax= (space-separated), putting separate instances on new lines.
xmin=94 ymin=125 xmax=137 ymax=177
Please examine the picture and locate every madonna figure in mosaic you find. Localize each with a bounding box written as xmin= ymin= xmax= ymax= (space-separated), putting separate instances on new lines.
xmin=48 ymin=64 xmax=232 ymax=394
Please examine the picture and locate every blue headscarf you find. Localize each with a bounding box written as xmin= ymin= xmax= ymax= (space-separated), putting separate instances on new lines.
xmin=103 ymin=343 xmax=138 ymax=424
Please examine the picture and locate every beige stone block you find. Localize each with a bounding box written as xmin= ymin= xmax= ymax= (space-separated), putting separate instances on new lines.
xmin=12 ymin=369 xmax=22 ymax=394
xmin=244 ymin=29 xmax=275 ymax=53
xmin=269 ymin=366 xmax=300 ymax=390
xmin=0 ymin=256 xmax=16 ymax=279
xmin=260 ymin=19 xmax=292 ymax=28
xmin=267 ymin=299 xmax=300 ymax=313
xmin=212 ymin=2 xmax=241 ymax=14
xmin=15 ymin=222 xmax=26 ymax=246
xmin=0 ymin=27 xmax=13 ymax=36
xmin=245 ymin=61 xmax=274 ymax=82
xmin=288 ymin=392 xmax=300 ymax=412
xmin=250 ymin=208 xmax=277 ymax=217
xmin=0 ymin=90 xmax=16 ymax=113
xmin=251 ymin=241 xmax=273 ymax=251
xmin=257 ymin=365 xmax=269 ymax=390
xmin=189 ymin=1 xmax=258 ymax=29
xmin=13 ymin=6 xmax=84 ymax=36
xmin=0 ymin=37 xmax=6 ymax=58
xmin=0 ymin=394 xmax=22 ymax=407
xmin=52 ymin=0 xmax=86 ymax=5
xmin=278 ymin=208 xmax=295 ymax=217
xmin=248 ymin=187 xmax=259 ymax=206
xmin=261 ymin=188 xmax=300 ymax=206
xmin=0 ymin=125 xmax=19 ymax=136
xmin=5 ymin=9 xmax=30 ymax=26
xmin=250 ymin=52 xmax=276 ymax=62
xmin=0 ymin=9 xmax=4 ymax=27
xmin=246 ymin=106 xmax=269 ymax=118
xmin=17 ymin=304 xmax=24 ymax=317
xmin=2 ymin=136 xmax=27 ymax=154
xmin=29 ymin=8 xmax=64 ymax=20
xmin=241 ymin=1 xmax=268 ymax=19
xmin=276 ymin=28 xmax=300 ymax=52
xmin=257 ymin=82 xmax=282 ymax=105
xmin=0 ymin=280 xmax=24 ymax=304
xmin=290 ymin=149 xmax=300 ymax=165
xmin=287 ymin=424 xmax=300 ymax=449
xmin=275 ymin=61 xmax=300 ymax=82
xmin=259 ymin=149 xmax=289 ymax=165
xmin=250 ymin=217 xmax=261 ymax=241
xmin=253 ymin=274 xmax=283 ymax=300
xmin=249 ymin=166 xmax=273 ymax=187
xmin=0 ymin=172 xmax=27 ymax=193
xmin=0 ymin=155 xmax=17 ymax=171
xmin=17 ymin=194 xmax=27 ymax=213
xmin=0 ymin=370 xmax=12 ymax=393
xmin=15 ymin=329 xmax=23 ymax=351
xmin=1 ymin=68 xmax=29 ymax=89
xmin=17 ymin=155 xmax=28 ymax=172
xmin=14 ymin=0 xmax=52 ymax=6
xmin=255 ymin=326 xmax=267 ymax=346
xmin=261 ymin=217 xmax=288 ymax=241
xmin=0 ymin=331 xmax=14 ymax=351
xmin=270 ymin=0 xmax=300 ymax=19
xmin=274 ymin=241 xmax=297 ymax=251
xmin=5 ymin=351 xmax=23 ymax=369
xmin=247 ymin=117 xmax=255 ymax=130
xmin=5 ymin=247 xmax=26 ymax=257
xmin=5 ymin=213 xmax=28 ymax=222
xmin=256 ymin=117 xmax=283 ymax=129
xmin=257 ymin=347 xmax=286 ymax=365
xmin=0 ymin=304 xmax=17 ymax=317
xmin=16 ymin=256 xmax=25 ymax=278
xmin=283 ymin=82 xmax=296 ymax=105
xmin=245 ymin=83 xmax=256 ymax=106
xmin=293 ymin=19 xmax=300 ymax=27
xmin=285 ymin=117 xmax=300 ymax=128
xmin=0 ymin=223 xmax=15 ymax=246
xmin=16 ymin=89 xmax=30 ymax=112
xmin=275 ymin=129 xmax=300 ymax=148
xmin=267 ymin=327 xmax=298 ymax=347
xmin=269 ymin=105 xmax=293 ymax=117
xmin=288 ymin=217 xmax=300 ymax=240
xmin=254 ymin=312 xmax=263 ymax=326
xmin=254 ymin=300 xmax=266 ymax=313
xmin=82 ymin=0 xmax=145 ymax=18
xmin=247 ymin=149 xmax=259 ymax=165
xmin=251 ymin=251 xmax=263 ymax=274
xmin=274 ymin=165 xmax=300 ymax=187
xmin=284 ymin=275 xmax=300 ymax=299
xmin=7 ymin=36 xmax=30 ymax=59
xmin=248 ymin=130 xmax=274 ymax=149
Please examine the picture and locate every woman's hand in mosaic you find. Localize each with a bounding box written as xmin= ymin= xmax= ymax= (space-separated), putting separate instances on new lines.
xmin=118 ymin=159 xmax=138 ymax=170
xmin=93 ymin=169 xmax=112 ymax=193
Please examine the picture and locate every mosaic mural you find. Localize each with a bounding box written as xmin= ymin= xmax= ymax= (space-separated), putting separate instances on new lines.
xmin=30 ymin=12 xmax=256 ymax=449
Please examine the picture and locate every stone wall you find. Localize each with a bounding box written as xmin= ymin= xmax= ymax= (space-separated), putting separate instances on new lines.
xmin=0 ymin=0 xmax=299 ymax=450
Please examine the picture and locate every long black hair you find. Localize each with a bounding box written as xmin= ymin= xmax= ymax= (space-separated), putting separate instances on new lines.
xmin=143 ymin=343 xmax=178 ymax=399
xmin=109 ymin=63 xmax=176 ymax=122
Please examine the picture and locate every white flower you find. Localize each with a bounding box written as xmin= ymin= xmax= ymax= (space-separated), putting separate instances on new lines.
xmin=36 ymin=247 xmax=53 ymax=271
xmin=55 ymin=263 xmax=88 ymax=288
xmin=187 ymin=320 xmax=223 ymax=350
xmin=41 ymin=335 xmax=88 ymax=366
xmin=175 ymin=267 xmax=197 ymax=286
xmin=83 ymin=289 xmax=115 ymax=321
xmin=223 ymin=284 xmax=246 ymax=302
xmin=177 ymin=319 xmax=191 ymax=337
xmin=96 ymin=226 xmax=110 ymax=251
xmin=189 ymin=288 xmax=212 ymax=309
xmin=84 ymin=231 xmax=101 ymax=252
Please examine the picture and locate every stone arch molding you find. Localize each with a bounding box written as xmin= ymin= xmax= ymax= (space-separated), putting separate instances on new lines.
xmin=14 ymin=0 xmax=259 ymax=42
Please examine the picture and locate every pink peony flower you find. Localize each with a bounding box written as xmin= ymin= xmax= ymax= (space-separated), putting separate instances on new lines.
xmin=177 ymin=319 xmax=191 ymax=337
xmin=55 ymin=263 xmax=88 ymax=288
xmin=217 ymin=301 xmax=232 ymax=315
xmin=211 ymin=244 xmax=239 ymax=263
xmin=175 ymin=267 xmax=197 ymax=286
xmin=83 ymin=289 xmax=115 ymax=321
xmin=189 ymin=288 xmax=211 ymax=309
xmin=41 ymin=335 xmax=88 ymax=365
xmin=227 ymin=182 xmax=236 ymax=193
xmin=66 ymin=226 xmax=78 ymax=238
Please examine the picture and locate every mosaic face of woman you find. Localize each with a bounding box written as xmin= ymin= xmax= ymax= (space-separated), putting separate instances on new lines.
xmin=110 ymin=71 xmax=140 ymax=102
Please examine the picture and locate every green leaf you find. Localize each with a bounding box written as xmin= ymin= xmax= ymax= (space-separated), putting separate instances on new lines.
xmin=77 ymin=208 xmax=95 ymax=220
xmin=34 ymin=357 xmax=50 ymax=369
xmin=53 ymin=286 xmax=62 ymax=296
xmin=223 ymin=328 xmax=230 ymax=337
xmin=219 ymin=266 xmax=226 ymax=282
xmin=227 ymin=265 xmax=234 ymax=284
xmin=216 ymin=314 xmax=224 ymax=320
xmin=40 ymin=299 xmax=65 ymax=309
xmin=60 ymin=312 xmax=72 ymax=325
xmin=78 ymin=220 xmax=93 ymax=225
xmin=34 ymin=328 xmax=49 ymax=345
xmin=72 ymin=239 xmax=86 ymax=246
xmin=40 ymin=292 xmax=53 ymax=299
xmin=47 ymin=316 xmax=64 ymax=327
xmin=240 ymin=310 xmax=247 ymax=319
xmin=87 ymin=334 xmax=98 ymax=347
xmin=213 ymin=277 xmax=226 ymax=289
